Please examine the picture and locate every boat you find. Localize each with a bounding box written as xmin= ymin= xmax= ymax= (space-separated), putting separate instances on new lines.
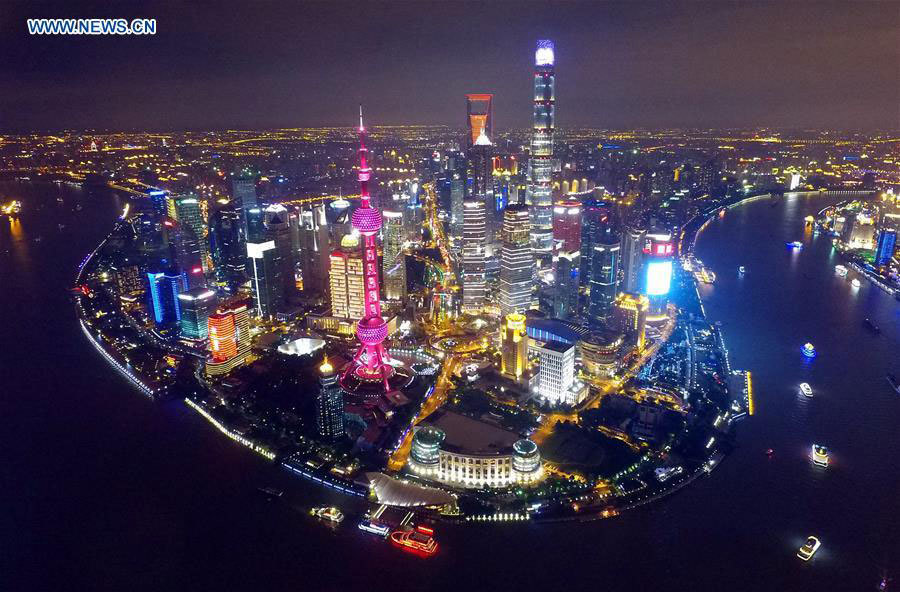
xmin=801 ymin=343 xmax=817 ymax=358
xmin=655 ymin=466 xmax=683 ymax=483
xmin=864 ymin=318 xmax=880 ymax=334
xmin=851 ymin=278 xmax=862 ymax=288
xmin=390 ymin=525 xmax=438 ymax=556
xmin=258 ymin=486 xmax=283 ymax=498
xmin=311 ymin=506 xmax=344 ymax=524
xmin=887 ymin=374 xmax=900 ymax=394
xmin=797 ymin=536 xmax=821 ymax=561
xmin=835 ymin=264 xmax=848 ymax=276
xmin=738 ymin=266 xmax=746 ymax=275
xmin=766 ymin=448 xmax=775 ymax=457
xmin=799 ymin=383 xmax=813 ymax=397
xmin=878 ymin=572 xmax=891 ymax=591
xmin=812 ymin=444 xmax=829 ymax=467
xmin=75 ymin=203 xmax=83 ymax=211
xmin=787 ymin=241 xmax=803 ymax=249
xmin=358 ymin=518 xmax=391 ymax=538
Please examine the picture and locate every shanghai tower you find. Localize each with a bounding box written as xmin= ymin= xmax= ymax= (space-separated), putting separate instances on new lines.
xmin=527 ymin=40 xmax=556 ymax=253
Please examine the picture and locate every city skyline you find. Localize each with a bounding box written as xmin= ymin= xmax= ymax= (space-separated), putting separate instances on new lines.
xmin=1 ymin=1 xmax=897 ymax=132
xmin=3 ymin=3 xmax=900 ymax=590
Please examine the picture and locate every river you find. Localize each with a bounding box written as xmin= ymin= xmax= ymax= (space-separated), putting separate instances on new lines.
xmin=2 ymin=182 xmax=897 ymax=591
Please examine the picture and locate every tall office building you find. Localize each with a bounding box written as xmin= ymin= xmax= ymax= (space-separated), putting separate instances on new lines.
xmin=297 ymin=204 xmax=330 ymax=296
xmin=233 ymin=174 xmax=258 ymax=240
xmin=146 ymin=269 xmax=186 ymax=327
xmin=206 ymin=298 xmax=252 ymax=376
xmin=172 ymin=195 xmax=210 ymax=273
xmin=178 ymin=287 xmax=217 ymax=341
xmin=316 ymin=357 xmax=345 ymax=441
xmin=875 ymin=227 xmax=897 ymax=266
xmin=552 ymin=200 xmax=581 ymax=252
xmin=499 ymin=205 xmax=532 ymax=316
xmin=329 ymin=235 xmax=365 ymax=320
xmin=580 ymin=200 xmax=612 ymax=287
xmin=264 ymin=204 xmax=296 ymax=300
xmin=341 ymin=108 xmax=397 ymax=394
xmin=527 ymin=40 xmax=556 ymax=252
xmin=553 ymin=250 xmax=579 ymax=319
xmin=462 ymin=199 xmax=487 ymax=312
xmin=210 ymin=206 xmax=246 ymax=291
xmin=620 ymin=226 xmax=646 ymax=294
xmin=246 ymin=240 xmax=282 ymax=319
xmin=533 ymin=341 xmax=586 ymax=408
xmin=613 ymin=292 xmax=649 ymax=351
xmin=168 ymin=220 xmax=206 ymax=290
xmin=465 ymin=94 xmax=493 ymax=148
xmin=382 ymin=210 xmax=406 ymax=300
xmin=588 ymin=232 xmax=620 ymax=325
xmin=500 ymin=313 xmax=528 ymax=380
xmin=449 ymin=173 xmax=465 ymax=241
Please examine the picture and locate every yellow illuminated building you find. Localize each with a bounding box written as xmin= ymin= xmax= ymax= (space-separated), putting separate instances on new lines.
xmin=613 ymin=292 xmax=649 ymax=351
xmin=328 ymin=234 xmax=365 ymax=320
xmin=500 ymin=313 xmax=528 ymax=380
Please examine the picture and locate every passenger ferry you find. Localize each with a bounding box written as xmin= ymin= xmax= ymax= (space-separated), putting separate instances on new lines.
xmin=358 ymin=518 xmax=390 ymax=538
xmin=655 ymin=466 xmax=683 ymax=483
xmin=390 ymin=525 xmax=438 ymax=556
xmin=799 ymin=383 xmax=813 ymax=397
xmin=311 ymin=506 xmax=344 ymax=524
xmin=786 ymin=241 xmax=803 ymax=249
xmin=811 ymin=444 xmax=829 ymax=467
xmin=738 ymin=266 xmax=746 ymax=275
xmin=801 ymin=343 xmax=817 ymax=358
xmin=797 ymin=536 xmax=821 ymax=561
xmin=851 ymin=278 xmax=862 ymax=288
xmin=835 ymin=264 xmax=848 ymax=276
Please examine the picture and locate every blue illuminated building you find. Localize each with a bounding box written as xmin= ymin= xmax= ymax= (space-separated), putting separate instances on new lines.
xmin=875 ymin=228 xmax=896 ymax=266
xmin=147 ymin=270 xmax=186 ymax=327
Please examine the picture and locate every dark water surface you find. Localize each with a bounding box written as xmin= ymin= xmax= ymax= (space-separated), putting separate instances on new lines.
xmin=2 ymin=184 xmax=897 ymax=591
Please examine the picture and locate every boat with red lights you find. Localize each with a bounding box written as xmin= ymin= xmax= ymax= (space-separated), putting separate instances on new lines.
xmin=390 ymin=525 xmax=438 ymax=556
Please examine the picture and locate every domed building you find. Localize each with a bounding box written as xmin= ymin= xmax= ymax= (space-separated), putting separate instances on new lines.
xmin=407 ymin=410 xmax=544 ymax=489
xmin=579 ymin=330 xmax=624 ymax=377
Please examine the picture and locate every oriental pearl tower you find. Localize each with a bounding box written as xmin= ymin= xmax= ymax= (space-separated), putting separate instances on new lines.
xmin=341 ymin=108 xmax=409 ymax=397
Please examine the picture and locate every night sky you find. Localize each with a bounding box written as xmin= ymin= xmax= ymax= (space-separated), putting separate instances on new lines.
xmin=2 ymin=1 xmax=898 ymax=131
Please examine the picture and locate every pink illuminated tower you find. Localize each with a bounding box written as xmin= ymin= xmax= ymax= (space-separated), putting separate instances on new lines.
xmin=342 ymin=107 xmax=395 ymax=392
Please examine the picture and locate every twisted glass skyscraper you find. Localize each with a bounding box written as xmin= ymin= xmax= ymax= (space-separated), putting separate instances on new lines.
xmin=527 ymin=40 xmax=555 ymax=253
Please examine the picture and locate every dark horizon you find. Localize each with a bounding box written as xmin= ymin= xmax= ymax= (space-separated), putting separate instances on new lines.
xmin=2 ymin=0 xmax=898 ymax=132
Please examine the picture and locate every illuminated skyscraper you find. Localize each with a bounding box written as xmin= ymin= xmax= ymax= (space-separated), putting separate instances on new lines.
xmin=316 ymin=357 xmax=345 ymax=441
xmin=206 ymin=298 xmax=251 ymax=376
xmin=178 ymin=287 xmax=217 ymax=340
xmin=553 ymin=250 xmax=579 ymax=319
xmin=210 ymin=206 xmax=245 ymax=292
xmin=499 ymin=204 xmax=532 ymax=316
xmin=329 ymin=235 xmax=365 ymax=320
xmin=232 ymin=173 xmax=258 ymax=240
xmin=500 ymin=313 xmax=528 ymax=380
xmin=263 ymin=204 xmax=296 ymax=300
xmin=172 ymin=195 xmax=210 ymax=273
xmin=462 ymin=199 xmax=487 ymax=312
xmin=620 ymin=226 xmax=646 ymax=294
xmin=875 ymin=227 xmax=897 ymax=266
xmin=465 ymin=94 xmax=493 ymax=148
xmin=552 ymin=200 xmax=581 ymax=252
xmin=342 ymin=108 xmax=396 ymax=393
xmin=449 ymin=173 xmax=464 ymax=241
xmin=613 ymin=292 xmax=649 ymax=351
xmin=580 ymin=200 xmax=612 ymax=287
xmin=146 ymin=269 xmax=186 ymax=327
xmin=382 ymin=210 xmax=406 ymax=300
xmin=588 ymin=231 xmax=620 ymax=325
xmin=297 ymin=204 xmax=330 ymax=296
xmin=527 ymin=40 xmax=556 ymax=252
xmin=246 ymin=240 xmax=281 ymax=319
xmin=168 ymin=219 xmax=206 ymax=290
